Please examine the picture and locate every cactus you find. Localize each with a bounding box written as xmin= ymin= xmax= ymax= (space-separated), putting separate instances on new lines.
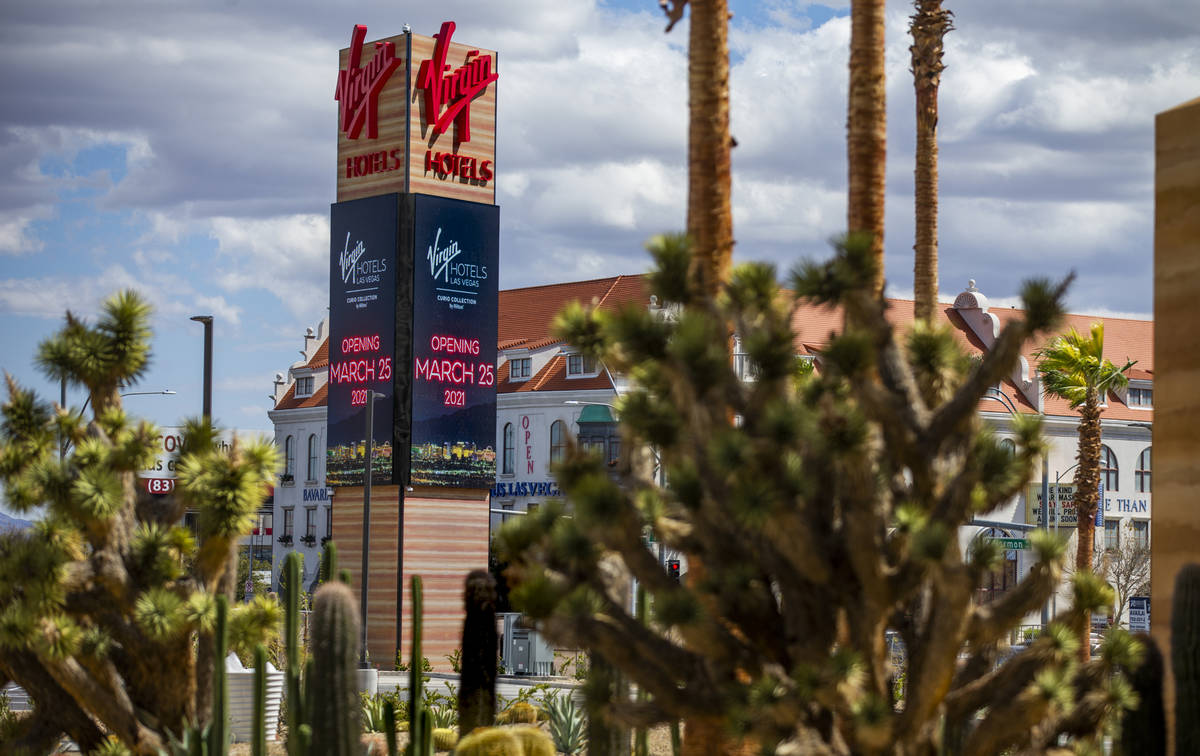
xmin=497 ymin=701 xmax=539 ymax=725
xmin=1117 ymin=634 xmax=1165 ymax=756
xmin=509 ymin=725 xmax=555 ymax=756
xmin=209 ymin=594 xmax=229 ymax=756
xmin=252 ymin=644 xmax=268 ymax=756
xmin=384 ymin=700 xmax=398 ymax=756
xmin=459 ymin=570 xmax=498 ymax=737
xmin=1173 ymin=563 xmax=1200 ymax=755
xmin=431 ymin=727 xmax=458 ymax=752
xmin=283 ymin=552 xmax=309 ymax=756
xmin=584 ymin=655 xmax=625 ymax=756
xmin=454 ymin=727 xmax=523 ymax=756
xmin=407 ymin=575 xmax=425 ymax=756
xmin=321 ymin=541 xmax=339 ymax=583
xmin=420 ymin=710 xmax=433 ymax=756
xmin=309 ymin=580 xmax=362 ymax=756
xmin=633 ymin=584 xmax=648 ymax=756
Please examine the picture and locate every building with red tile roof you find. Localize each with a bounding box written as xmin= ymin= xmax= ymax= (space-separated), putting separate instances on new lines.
xmin=268 ymin=275 xmax=1154 ymax=626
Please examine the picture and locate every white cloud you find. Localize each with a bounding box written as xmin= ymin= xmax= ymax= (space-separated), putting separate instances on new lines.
xmin=208 ymin=214 xmax=330 ymax=319
xmin=0 ymin=212 xmax=45 ymax=255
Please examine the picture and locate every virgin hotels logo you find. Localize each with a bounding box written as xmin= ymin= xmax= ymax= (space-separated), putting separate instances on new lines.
xmin=416 ymin=21 xmax=499 ymax=143
xmin=335 ymin=25 xmax=401 ymax=140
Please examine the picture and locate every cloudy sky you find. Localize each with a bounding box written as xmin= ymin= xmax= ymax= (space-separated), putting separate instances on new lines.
xmin=1 ymin=0 xmax=1196 ymax=436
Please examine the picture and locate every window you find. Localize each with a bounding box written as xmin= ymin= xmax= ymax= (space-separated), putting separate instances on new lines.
xmin=550 ymin=420 xmax=567 ymax=464
xmin=1104 ymin=520 xmax=1120 ymax=551
xmin=305 ymin=508 xmax=317 ymax=539
xmin=284 ymin=436 xmax=295 ymax=479
xmin=567 ymin=353 xmax=597 ymax=376
xmin=501 ymin=502 xmax=514 ymax=523
xmin=295 ymin=376 xmax=314 ymax=397
xmin=1128 ymin=386 xmax=1153 ymax=407
xmin=502 ymin=423 xmax=515 ymax=475
xmin=326 ymin=507 xmax=333 ymax=538
xmin=307 ymin=434 xmax=320 ymax=482
xmin=510 ymin=358 xmax=531 ymax=380
xmin=607 ymin=438 xmax=621 ymax=466
xmin=732 ymin=335 xmax=758 ymax=381
xmin=283 ymin=508 xmax=294 ymax=538
xmin=582 ymin=437 xmax=606 ymax=457
xmin=1100 ymin=445 xmax=1118 ymax=492
xmin=999 ymin=438 xmax=1016 ymax=458
xmin=1131 ymin=520 xmax=1149 ymax=550
xmin=1136 ymin=447 xmax=1151 ymax=493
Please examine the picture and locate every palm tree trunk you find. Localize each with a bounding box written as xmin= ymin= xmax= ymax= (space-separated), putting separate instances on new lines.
xmin=686 ymin=0 xmax=733 ymax=300
xmin=848 ymin=0 xmax=888 ymax=300
xmin=1073 ymin=396 xmax=1103 ymax=661
xmin=910 ymin=1 xmax=952 ymax=323
xmin=679 ymin=4 xmax=747 ymax=753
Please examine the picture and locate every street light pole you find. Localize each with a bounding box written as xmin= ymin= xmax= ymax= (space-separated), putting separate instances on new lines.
xmin=359 ymin=389 xmax=383 ymax=669
xmin=60 ymin=389 xmax=176 ymax=456
xmin=190 ymin=315 xmax=213 ymax=420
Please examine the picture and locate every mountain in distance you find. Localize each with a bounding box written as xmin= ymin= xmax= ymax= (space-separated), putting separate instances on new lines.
xmin=0 ymin=511 xmax=34 ymax=533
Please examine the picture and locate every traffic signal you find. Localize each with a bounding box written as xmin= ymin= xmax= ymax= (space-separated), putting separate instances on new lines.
xmin=667 ymin=559 xmax=680 ymax=582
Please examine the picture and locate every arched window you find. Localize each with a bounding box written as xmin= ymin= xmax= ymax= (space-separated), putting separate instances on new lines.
xmin=1136 ymin=447 xmax=1151 ymax=493
xmin=307 ymin=433 xmax=319 ymax=481
xmin=999 ymin=438 xmax=1016 ymax=458
xmin=550 ymin=420 xmax=567 ymax=464
xmin=284 ymin=436 xmax=295 ymax=478
xmin=1100 ymin=445 xmax=1118 ymax=492
xmin=502 ymin=423 xmax=515 ymax=475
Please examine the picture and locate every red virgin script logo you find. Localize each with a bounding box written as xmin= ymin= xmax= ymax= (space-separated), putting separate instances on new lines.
xmin=416 ymin=21 xmax=498 ymax=143
xmin=335 ymin=25 xmax=401 ymax=140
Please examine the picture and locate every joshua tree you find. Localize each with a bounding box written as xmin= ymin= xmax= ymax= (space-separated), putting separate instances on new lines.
xmin=499 ymin=236 xmax=1139 ymax=754
xmin=0 ymin=292 xmax=280 ymax=754
xmin=909 ymin=0 xmax=954 ymax=324
xmin=1037 ymin=323 xmax=1134 ymax=658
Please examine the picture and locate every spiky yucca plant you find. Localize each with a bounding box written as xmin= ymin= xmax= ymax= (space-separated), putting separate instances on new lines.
xmin=0 ymin=291 xmax=280 ymax=755
xmin=498 ymin=235 xmax=1140 ymax=755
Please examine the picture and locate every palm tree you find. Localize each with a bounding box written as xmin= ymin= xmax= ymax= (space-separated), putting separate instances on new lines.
xmin=909 ymin=1 xmax=953 ymax=323
xmin=1036 ymin=323 xmax=1134 ymax=659
xmin=848 ymin=0 xmax=888 ymax=300
xmin=663 ymin=0 xmax=733 ymax=301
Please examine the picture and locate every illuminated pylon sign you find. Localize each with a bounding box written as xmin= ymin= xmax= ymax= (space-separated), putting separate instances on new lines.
xmin=335 ymin=25 xmax=402 ymax=140
xmin=416 ymin=21 xmax=499 ymax=143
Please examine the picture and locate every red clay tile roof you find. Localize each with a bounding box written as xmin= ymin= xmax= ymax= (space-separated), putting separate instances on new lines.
xmin=498 ymin=275 xmax=649 ymax=348
xmin=499 ymin=354 xmax=614 ymax=394
xmin=281 ymin=278 xmax=1153 ymax=423
xmin=274 ymin=381 xmax=328 ymax=410
xmin=788 ymin=298 xmax=1153 ymax=421
xmin=306 ymin=340 xmax=329 ymax=369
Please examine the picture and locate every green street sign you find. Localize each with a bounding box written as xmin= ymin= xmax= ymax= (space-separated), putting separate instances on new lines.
xmin=988 ymin=537 xmax=1028 ymax=550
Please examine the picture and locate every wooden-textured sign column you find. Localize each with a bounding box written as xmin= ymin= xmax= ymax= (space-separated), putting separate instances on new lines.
xmin=1152 ymin=94 xmax=1200 ymax=756
xmin=331 ymin=21 xmax=498 ymax=670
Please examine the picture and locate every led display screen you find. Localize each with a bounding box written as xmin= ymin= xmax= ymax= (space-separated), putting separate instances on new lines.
xmin=326 ymin=194 xmax=399 ymax=487
xmin=407 ymin=194 xmax=498 ymax=488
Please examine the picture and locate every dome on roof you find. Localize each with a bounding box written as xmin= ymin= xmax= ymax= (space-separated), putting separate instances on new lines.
xmin=953 ymin=279 xmax=989 ymax=312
